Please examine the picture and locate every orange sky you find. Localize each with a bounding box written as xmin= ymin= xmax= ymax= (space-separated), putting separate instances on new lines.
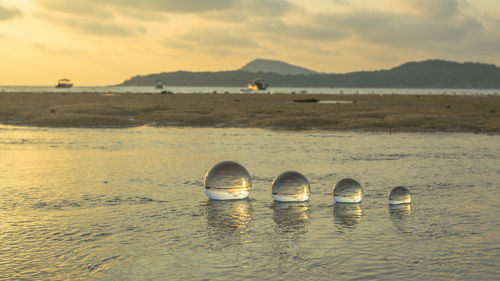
xmin=1 ymin=0 xmax=499 ymax=86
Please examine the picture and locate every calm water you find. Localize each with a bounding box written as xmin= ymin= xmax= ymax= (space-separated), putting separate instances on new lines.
xmin=0 ymin=125 xmax=499 ymax=280
xmin=0 ymin=85 xmax=499 ymax=96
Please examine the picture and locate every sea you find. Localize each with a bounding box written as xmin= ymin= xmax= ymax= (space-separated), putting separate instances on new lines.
xmin=0 ymin=85 xmax=499 ymax=96
xmin=0 ymin=125 xmax=499 ymax=280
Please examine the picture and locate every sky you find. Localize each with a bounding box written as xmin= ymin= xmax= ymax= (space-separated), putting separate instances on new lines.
xmin=0 ymin=0 xmax=499 ymax=86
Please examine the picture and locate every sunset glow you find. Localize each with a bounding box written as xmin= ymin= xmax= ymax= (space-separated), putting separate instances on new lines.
xmin=1 ymin=0 xmax=499 ymax=85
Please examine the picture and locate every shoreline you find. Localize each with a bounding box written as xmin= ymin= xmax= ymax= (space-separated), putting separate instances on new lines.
xmin=1 ymin=92 xmax=499 ymax=133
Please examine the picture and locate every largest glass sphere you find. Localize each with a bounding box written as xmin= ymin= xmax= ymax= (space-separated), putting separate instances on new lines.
xmin=204 ymin=161 xmax=252 ymax=200
xmin=333 ymin=178 xmax=363 ymax=203
xmin=271 ymin=171 xmax=310 ymax=202
xmin=388 ymin=186 xmax=411 ymax=205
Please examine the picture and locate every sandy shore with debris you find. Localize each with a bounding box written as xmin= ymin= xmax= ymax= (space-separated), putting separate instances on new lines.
xmin=0 ymin=92 xmax=498 ymax=133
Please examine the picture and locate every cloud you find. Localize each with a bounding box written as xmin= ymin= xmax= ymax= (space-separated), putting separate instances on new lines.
xmin=37 ymin=10 xmax=146 ymax=37
xmin=64 ymin=18 xmax=147 ymax=37
xmin=38 ymin=0 xmax=113 ymax=19
xmin=160 ymin=0 xmax=498 ymax=64
xmin=36 ymin=0 xmax=150 ymax=37
xmin=36 ymin=0 xmax=301 ymax=42
xmin=386 ymin=0 xmax=459 ymax=19
xmin=38 ymin=0 xmax=238 ymax=16
xmin=199 ymin=0 xmax=297 ymax=25
xmin=117 ymin=8 xmax=168 ymax=21
xmin=161 ymin=25 xmax=267 ymax=57
xmin=26 ymin=0 xmax=500 ymax=72
xmin=38 ymin=0 xmax=295 ymax=21
xmin=246 ymin=17 xmax=347 ymax=42
xmin=122 ymin=0 xmax=237 ymax=13
xmin=314 ymin=2 xmax=484 ymax=47
xmin=29 ymin=41 xmax=82 ymax=55
xmin=177 ymin=28 xmax=260 ymax=48
xmin=240 ymin=0 xmax=295 ymax=16
xmin=0 ymin=4 xmax=22 ymax=20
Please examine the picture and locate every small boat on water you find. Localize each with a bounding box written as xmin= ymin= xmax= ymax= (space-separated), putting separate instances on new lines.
xmin=155 ymin=80 xmax=166 ymax=89
xmin=248 ymin=78 xmax=268 ymax=91
xmin=55 ymin=78 xmax=73 ymax=88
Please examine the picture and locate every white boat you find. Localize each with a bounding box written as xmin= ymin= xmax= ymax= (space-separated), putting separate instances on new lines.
xmin=155 ymin=80 xmax=166 ymax=89
xmin=55 ymin=78 xmax=73 ymax=88
xmin=248 ymin=78 xmax=268 ymax=91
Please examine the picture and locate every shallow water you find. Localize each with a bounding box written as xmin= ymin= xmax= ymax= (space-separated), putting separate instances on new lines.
xmin=0 ymin=85 xmax=499 ymax=96
xmin=0 ymin=125 xmax=499 ymax=280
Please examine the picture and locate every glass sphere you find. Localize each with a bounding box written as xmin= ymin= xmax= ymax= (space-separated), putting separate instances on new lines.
xmin=271 ymin=171 xmax=311 ymax=202
xmin=333 ymin=178 xmax=363 ymax=203
xmin=204 ymin=161 xmax=252 ymax=200
xmin=388 ymin=186 xmax=411 ymax=205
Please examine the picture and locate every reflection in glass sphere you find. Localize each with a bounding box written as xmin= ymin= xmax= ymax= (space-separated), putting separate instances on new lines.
xmin=388 ymin=186 xmax=411 ymax=205
xmin=332 ymin=178 xmax=363 ymax=203
xmin=204 ymin=161 xmax=252 ymax=200
xmin=271 ymin=171 xmax=311 ymax=202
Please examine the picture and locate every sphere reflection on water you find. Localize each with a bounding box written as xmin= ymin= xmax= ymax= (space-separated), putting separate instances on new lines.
xmin=332 ymin=178 xmax=363 ymax=203
xmin=204 ymin=161 xmax=252 ymax=200
xmin=389 ymin=203 xmax=411 ymax=218
xmin=271 ymin=171 xmax=311 ymax=202
xmin=205 ymin=199 xmax=252 ymax=233
xmin=388 ymin=186 xmax=411 ymax=205
xmin=334 ymin=203 xmax=362 ymax=228
xmin=272 ymin=201 xmax=310 ymax=235
xmin=389 ymin=203 xmax=412 ymax=232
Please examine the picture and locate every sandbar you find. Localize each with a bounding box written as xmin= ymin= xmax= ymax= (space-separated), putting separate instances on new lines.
xmin=1 ymin=92 xmax=499 ymax=133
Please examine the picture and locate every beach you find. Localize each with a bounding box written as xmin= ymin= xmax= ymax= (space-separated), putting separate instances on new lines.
xmin=1 ymin=91 xmax=499 ymax=133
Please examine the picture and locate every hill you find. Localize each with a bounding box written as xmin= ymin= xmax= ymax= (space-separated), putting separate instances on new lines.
xmin=239 ymin=59 xmax=316 ymax=75
xmin=118 ymin=59 xmax=500 ymax=88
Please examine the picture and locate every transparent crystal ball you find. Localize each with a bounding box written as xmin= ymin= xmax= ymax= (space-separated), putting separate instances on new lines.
xmin=204 ymin=161 xmax=252 ymax=200
xmin=333 ymin=178 xmax=363 ymax=203
xmin=388 ymin=186 xmax=411 ymax=205
xmin=271 ymin=171 xmax=311 ymax=202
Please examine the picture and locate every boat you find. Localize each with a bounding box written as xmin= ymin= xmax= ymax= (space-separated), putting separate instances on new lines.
xmin=248 ymin=78 xmax=268 ymax=91
xmin=155 ymin=80 xmax=166 ymax=89
xmin=55 ymin=78 xmax=73 ymax=88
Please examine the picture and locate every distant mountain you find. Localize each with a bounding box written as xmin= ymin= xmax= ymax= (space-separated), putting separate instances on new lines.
xmin=118 ymin=59 xmax=500 ymax=88
xmin=239 ymin=59 xmax=317 ymax=75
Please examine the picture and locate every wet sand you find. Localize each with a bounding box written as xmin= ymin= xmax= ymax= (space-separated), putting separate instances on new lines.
xmin=1 ymin=92 xmax=499 ymax=133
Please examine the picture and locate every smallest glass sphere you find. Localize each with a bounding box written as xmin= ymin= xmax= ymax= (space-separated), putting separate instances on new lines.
xmin=271 ymin=171 xmax=311 ymax=202
xmin=204 ymin=161 xmax=252 ymax=200
xmin=333 ymin=178 xmax=363 ymax=203
xmin=388 ymin=186 xmax=411 ymax=205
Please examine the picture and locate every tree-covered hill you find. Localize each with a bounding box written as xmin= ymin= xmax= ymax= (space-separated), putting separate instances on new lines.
xmin=118 ymin=59 xmax=500 ymax=88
